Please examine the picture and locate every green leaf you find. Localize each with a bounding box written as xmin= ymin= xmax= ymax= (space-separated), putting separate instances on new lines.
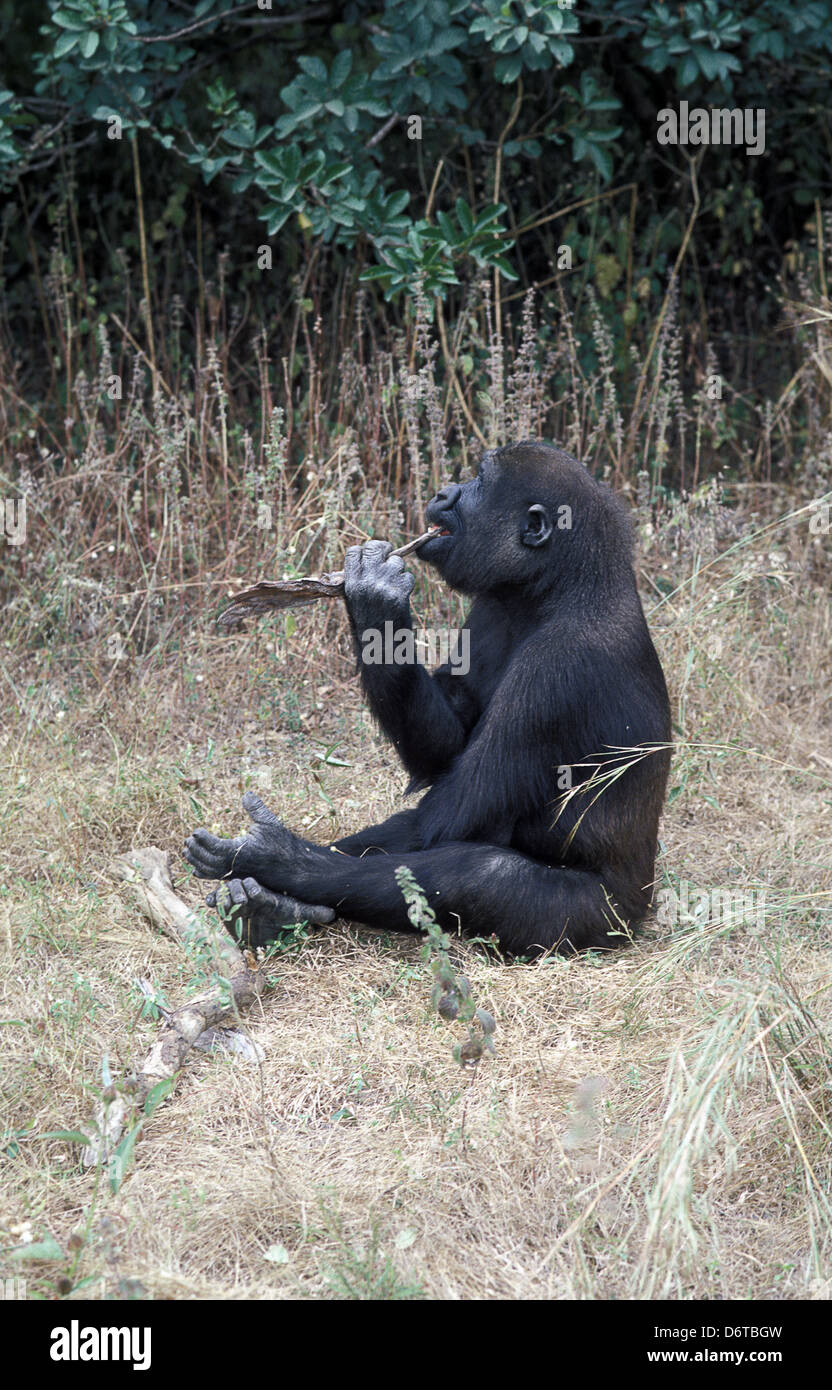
xmin=52 ymin=10 xmax=86 ymax=30
xmin=108 ymin=1118 xmax=144 ymax=1194
xmin=224 ymin=126 xmax=254 ymax=149
xmin=678 ymin=54 xmax=699 ymax=85
xmin=587 ymin=142 xmax=613 ymax=181
xmin=54 ymin=30 xmax=79 ymax=58
xmin=80 ymin=30 xmax=99 ymax=59
xmin=493 ymin=255 xmax=519 ymax=280
xmin=9 ymin=1233 xmax=64 ymax=1261
xmin=387 ymin=190 xmax=410 ymax=216
xmin=319 ymin=161 xmax=351 ymax=188
xmin=297 ymin=55 xmax=328 ymax=82
xmin=33 ymin=1129 xmax=91 ymax=1145
xmin=266 ymin=206 xmax=293 ymax=236
xmin=330 ymin=50 xmax=353 ymax=88
xmin=255 ymin=149 xmax=286 ymax=177
xmin=144 ymin=1076 xmax=175 ymax=1116
xmin=360 ymin=265 xmax=395 ymax=281
xmin=436 ymin=209 xmax=456 ymax=243
xmin=455 ymin=198 xmax=474 ymax=237
xmin=474 ymin=203 xmax=504 ymax=232
xmin=498 ymin=54 xmax=523 ymax=83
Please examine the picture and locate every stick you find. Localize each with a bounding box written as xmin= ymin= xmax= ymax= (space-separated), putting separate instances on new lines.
xmin=217 ymin=527 xmax=441 ymax=626
xmin=82 ymin=850 xmax=269 ymax=1166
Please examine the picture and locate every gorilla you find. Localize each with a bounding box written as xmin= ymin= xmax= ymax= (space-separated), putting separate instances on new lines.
xmin=186 ymin=442 xmax=671 ymax=957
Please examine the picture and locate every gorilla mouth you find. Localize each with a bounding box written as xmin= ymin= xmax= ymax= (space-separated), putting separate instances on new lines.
xmin=421 ymin=512 xmax=457 ymax=548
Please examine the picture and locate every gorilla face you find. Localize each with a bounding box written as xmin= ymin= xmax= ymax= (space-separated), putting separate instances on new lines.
xmin=421 ymin=441 xmax=624 ymax=599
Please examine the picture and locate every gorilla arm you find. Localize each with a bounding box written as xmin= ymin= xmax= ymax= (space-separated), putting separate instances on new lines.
xmin=343 ymin=540 xmax=476 ymax=785
xmin=415 ymin=645 xmax=562 ymax=848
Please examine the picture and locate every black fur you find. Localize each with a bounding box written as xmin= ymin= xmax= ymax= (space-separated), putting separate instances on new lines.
xmin=185 ymin=442 xmax=671 ymax=956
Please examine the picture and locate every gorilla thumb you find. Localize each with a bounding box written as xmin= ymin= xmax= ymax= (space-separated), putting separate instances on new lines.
xmin=241 ymin=790 xmax=277 ymax=823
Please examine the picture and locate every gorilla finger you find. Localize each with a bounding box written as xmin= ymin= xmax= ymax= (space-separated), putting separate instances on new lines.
xmin=219 ymin=878 xmax=249 ymax=907
xmin=343 ymin=545 xmax=362 ymax=576
xmin=187 ymin=858 xmax=220 ymax=881
xmin=363 ymin=539 xmax=393 ymax=561
xmin=241 ymin=789 xmax=282 ymax=825
xmin=189 ymin=827 xmax=242 ymax=854
xmin=297 ymin=901 xmax=336 ymax=925
xmin=271 ymin=891 xmax=335 ymax=926
xmin=184 ymin=833 xmax=215 ymax=861
xmin=184 ymin=839 xmax=228 ymax=877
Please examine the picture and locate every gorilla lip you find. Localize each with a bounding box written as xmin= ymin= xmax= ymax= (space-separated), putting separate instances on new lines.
xmin=417 ymin=526 xmax=453 ymax=554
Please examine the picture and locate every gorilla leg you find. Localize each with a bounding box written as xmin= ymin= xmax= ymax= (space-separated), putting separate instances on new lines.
xmin=186 ymin=800 xmax=638 ymax=955
xmin=295 ymin=842 xmax=636 ymax=956
xmin=331 ymin=809 xmax=422 ymax=857
xmin=202 ymin=811 xmax=421 ymax=946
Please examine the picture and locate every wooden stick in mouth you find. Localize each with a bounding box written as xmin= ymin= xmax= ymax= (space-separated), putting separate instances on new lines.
xmin=217 ymin=527 xmax=443 ymax=627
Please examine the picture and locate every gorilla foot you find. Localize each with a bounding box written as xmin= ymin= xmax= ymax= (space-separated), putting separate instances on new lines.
xmin=206 ymin=876 xmax=335 ymax=951
xmin=185 ymin=790 xmax=314 ymax=889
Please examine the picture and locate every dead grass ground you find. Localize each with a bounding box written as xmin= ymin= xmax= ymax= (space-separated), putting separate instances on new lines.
xmin=1 ymin=508 xmax=831 ymax=1301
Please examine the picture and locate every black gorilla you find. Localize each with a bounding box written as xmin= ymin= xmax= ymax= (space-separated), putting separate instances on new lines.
xmin=187 ymin=442 xmax=671 ymax=956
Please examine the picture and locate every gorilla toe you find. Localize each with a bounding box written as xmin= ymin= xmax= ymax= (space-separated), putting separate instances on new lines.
xmin=206 ymin=876 xmax=335 ymax=950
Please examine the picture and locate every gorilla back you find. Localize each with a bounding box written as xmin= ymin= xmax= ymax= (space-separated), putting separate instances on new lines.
xmin=186 ymin=442 xmax=672 ymax=957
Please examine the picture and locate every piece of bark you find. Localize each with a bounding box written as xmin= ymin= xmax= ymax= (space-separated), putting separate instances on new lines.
xmin=127 ymin=962 xmax=269 ymax=1097
xmin=84 ymin=850 xmax=269 ymax=1166
xmin=134 ymin=978 xmax=265 ymax=1062
xmin=217 ymin=527 xmax=440 ymax=626
xmin=115 ymin=846 xmax=242 ymax=971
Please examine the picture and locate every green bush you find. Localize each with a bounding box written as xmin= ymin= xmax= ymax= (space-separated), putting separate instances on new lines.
xmin=4 ymin=0 xmax=828 ymax=299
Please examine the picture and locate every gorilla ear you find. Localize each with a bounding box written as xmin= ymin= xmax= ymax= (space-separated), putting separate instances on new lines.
xmin=522 ymin=504 xmax=553 ymax=548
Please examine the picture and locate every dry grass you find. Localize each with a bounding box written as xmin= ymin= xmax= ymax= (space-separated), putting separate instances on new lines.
xmin=2 ymin=254 xmax=831 ymax=1298
xmin=1 ymin=485 xmax=831 ymax=1302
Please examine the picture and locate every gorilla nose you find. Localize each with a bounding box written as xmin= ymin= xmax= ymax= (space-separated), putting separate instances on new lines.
xmin=427 ymin=483 xmax=461 ymax=523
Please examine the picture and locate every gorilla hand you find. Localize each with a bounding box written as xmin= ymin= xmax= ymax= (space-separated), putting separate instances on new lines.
xmin=184 ymin=791 xmax=322 ymax=896
xmin=343 ymin=539 xmax=415 ymax=633
xmin=206 ymin=876 xmax=335 ymax=950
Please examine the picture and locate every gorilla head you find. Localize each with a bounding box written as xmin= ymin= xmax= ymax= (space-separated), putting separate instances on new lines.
xmin=421 ymin=441 xmax=633 ymax=600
